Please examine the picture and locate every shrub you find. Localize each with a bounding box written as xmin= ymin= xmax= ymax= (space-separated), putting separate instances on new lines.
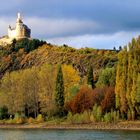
xmin=67 ymin=112 xmax=73 ymax=123
xmin=27 ymin=117 xmax=35 ymax=124
xmin=112 ymin=110 xmax=119 ymax=122
xmin=67 ymin=86 xmax=94 ymax=113
xmin=82 ymin=111 xmax=91 ymax=123
xmin=91 ymin=104 xmax=102 ymax=122
xmin=36 ymin=114 xmax=44 ymax=123
xmin=103 ymin=112 xmax=112 ymax=122
xmin=6 ymin=117 xmax=25 ymax=124
xmin=6 ymin=119 xmax=16 ymax=124
xmin=15 ymin=118 xmax=25 ymax=124
xmin=13 ymin=113 xmax=25 ymax=124
xmin=67 ymin=111 xmax=91 ymax=124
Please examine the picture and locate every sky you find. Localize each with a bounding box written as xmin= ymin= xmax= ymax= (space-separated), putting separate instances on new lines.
xmin=0 ymin=0 xmax=140 ymax=49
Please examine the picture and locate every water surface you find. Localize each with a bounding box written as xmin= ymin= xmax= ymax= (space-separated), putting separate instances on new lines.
xmin=0 ymin=129 xmax=139 ymax=140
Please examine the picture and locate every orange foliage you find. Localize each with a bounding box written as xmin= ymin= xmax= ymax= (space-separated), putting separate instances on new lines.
xmin=101 ymin=87 xmax=115 ymax=113
xmin=66 ymin=86 xmax=115 ymax=114
xmin=66 ymin=86 xmax=94 ymax=114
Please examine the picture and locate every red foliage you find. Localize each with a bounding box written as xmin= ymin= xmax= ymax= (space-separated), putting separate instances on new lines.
xmin=92 ymin=88 xmax=105 ymax=105
xmin=101 ymin=87 xmax=115 ymax=113
xmin=65 ymin=86 xmax=115 ymax=114
xmin=66 ymin=86 xmax=94 ymax=114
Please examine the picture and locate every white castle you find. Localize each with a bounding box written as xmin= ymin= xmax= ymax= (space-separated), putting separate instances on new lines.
xmin=8 ymin=13 xmax=31 ymax=39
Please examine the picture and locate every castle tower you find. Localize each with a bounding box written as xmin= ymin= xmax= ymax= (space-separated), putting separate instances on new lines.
xmin=15 ymin=13 xmax=24 ymax=38
xmin=8 ymin=13 xmax=31 ymax=39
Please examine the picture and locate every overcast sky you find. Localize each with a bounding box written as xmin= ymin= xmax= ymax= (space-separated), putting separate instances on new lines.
xmin=0 ymin=0 xmax=140 ymax=49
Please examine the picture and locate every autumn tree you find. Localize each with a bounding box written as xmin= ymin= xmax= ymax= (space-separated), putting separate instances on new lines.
xmin=62 ymin=65 xmax=80 ymax=102
xmin=135 ymin=74 xmax=140 ymax=115
xmin=0 ymin=72 xmax=24 ymax=115
xmin=115 ymin=37 xmax=140 ymax=119
xmin=115 ymin=48 xmax=128 ymax=117
xmin=67 ymin=86 xmax=94 ymax=114
xmin=38 ymin=64 xmax=56 ymax=117
xmin=21 ymin=67 xmax=40 ymax=118
xmin=101 ymin=87 xmax=115 ymax=114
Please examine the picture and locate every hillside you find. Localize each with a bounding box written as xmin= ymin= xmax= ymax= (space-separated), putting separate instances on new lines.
xmin=0 ymin=38 xmax=118 ymax=78
xmin=0 ymin=37 xmax=140 ymax=123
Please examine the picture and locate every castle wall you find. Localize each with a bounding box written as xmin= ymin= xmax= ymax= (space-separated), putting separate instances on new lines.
xmin=8 ymin=29 xmax=17 ymax=39
xmin=8 ymin=13 xmax=31 ymax=40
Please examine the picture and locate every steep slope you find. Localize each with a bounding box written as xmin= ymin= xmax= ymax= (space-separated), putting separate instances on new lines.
xmin=0 ymin=39 xmax=118 ymax=78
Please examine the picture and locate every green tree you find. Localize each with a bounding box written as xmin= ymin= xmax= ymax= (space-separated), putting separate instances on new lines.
xmin=87 ymin=65 xmax=94 ymax=88
xmin=55 ymin=65 xmax=65 ymax=116
xmin=96 ymin=67 xmax=116 ymax=87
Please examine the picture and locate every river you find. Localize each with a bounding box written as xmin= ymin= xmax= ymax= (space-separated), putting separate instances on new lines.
xmin=0 ymin=129 xmax=139 ymax=140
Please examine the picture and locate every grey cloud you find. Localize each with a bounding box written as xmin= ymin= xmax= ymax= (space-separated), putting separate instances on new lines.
xmin=1 ymin=0 xmax=140 ymax=48
xmin=6 ymin=0 xmax=140 ymax=36
xmin=25 ymin=17 xmax=100 ymax=38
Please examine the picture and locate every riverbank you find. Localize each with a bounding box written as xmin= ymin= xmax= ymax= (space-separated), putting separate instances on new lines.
xmin=0 ymin=121 xmax=140 ymax=130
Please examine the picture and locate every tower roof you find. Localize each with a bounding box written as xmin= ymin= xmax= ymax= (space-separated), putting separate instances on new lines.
xmin=18 ymin=13 xmax=21 ymax=19
xmin=16 ymin=12 xmax=23 ymax=23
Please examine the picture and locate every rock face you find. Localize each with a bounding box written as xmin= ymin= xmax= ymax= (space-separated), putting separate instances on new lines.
xmin=8 ymin=13 xmax=31 ymax=40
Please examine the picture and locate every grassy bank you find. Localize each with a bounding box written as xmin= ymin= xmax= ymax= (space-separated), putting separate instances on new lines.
xmin=0 ymin=121 xmax=140 ymax=131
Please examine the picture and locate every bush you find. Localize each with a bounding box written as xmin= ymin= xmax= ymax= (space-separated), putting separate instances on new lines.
xmin=103 ymin=112 xmax=112 ymax=122
xmin=91 ymin=104 xmax=102 ymax=122
xmin=112 ymin=110 xmax=119 ymax=122
xmin=67 ymin=112 xmax=73 ymax=123
xmin=27 ymin=117 xmax=35 ymax=124
xmin=83 ymin=111 xmax=91 ymax=123
xmin=67 ymin=86 xmax=94 ymax=114
xmin=15 ymin=118 xmax=25 ymax=124
xmin=6 ymin=119 xmax=16 ymax=124
xmin=36 ymin=114 xmax=44 ymax=123
xmin=67 ymin=111 xmax=91 ymax=124
xmin=6 ymin=117 xmax=25 ymax=124
xmin=12 ymin=113 xmax=25 ymax=124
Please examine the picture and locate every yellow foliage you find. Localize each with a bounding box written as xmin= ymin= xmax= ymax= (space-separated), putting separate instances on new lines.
xmin=27 ymin=117 xmax=35 ymax=124
xmin=36 ymin=114 xmax=44 ymax=123
xmin=62 ymin=65 xmax=80 ymax=102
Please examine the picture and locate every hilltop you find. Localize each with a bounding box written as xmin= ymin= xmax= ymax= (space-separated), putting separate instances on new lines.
xmin=0 ymin=38 xmax=118 ymax=78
